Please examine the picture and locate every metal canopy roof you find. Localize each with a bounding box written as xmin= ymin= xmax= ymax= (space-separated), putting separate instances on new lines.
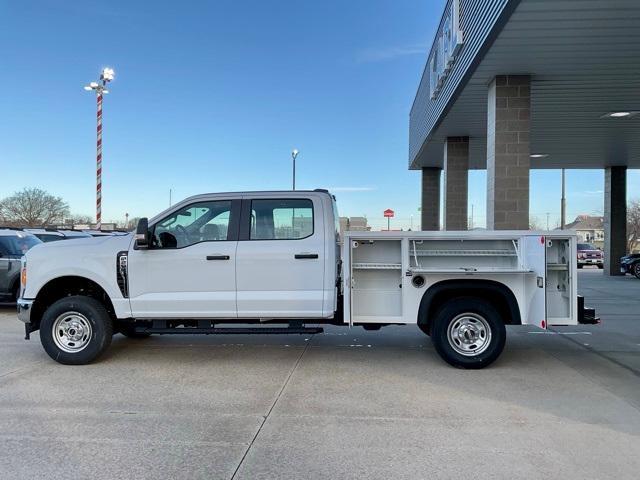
xmin=410 ymin=0 xmax=640 ymax=170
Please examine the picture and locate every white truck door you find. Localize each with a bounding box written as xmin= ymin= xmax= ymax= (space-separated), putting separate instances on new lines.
xmin=235 ymin=196 xmax=325 ymax=318
xmin=127 ymin=199 xmax=240 ymax=318
xmin=523 ymin=235 xmax=547 ymax=329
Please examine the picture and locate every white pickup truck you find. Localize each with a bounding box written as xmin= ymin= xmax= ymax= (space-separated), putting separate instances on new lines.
xmin=17 ymin=189 xmax=597 ymax=368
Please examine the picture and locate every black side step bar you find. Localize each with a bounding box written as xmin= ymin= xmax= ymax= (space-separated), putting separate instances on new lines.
xmin=135 ymin=326 xmax=324 ymax=335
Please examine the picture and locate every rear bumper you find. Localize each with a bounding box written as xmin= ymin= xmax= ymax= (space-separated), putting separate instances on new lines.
xmin=16 ymin=298 xmax=34 ymax=324
xmin=620 ymin=263 xmax=633 ymax=274
xmin=578 ymin=258 xmax=603 ymax=266
xmin=577 ymin=295 xmax=600 ymax=325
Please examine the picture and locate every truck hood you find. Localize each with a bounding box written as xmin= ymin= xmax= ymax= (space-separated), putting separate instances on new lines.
xmin=25 ymin=234 xmax=133 ymax=262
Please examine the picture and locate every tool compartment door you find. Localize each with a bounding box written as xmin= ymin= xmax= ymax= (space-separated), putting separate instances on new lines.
xmin=523 ymin=235 xmax=547 ymax=329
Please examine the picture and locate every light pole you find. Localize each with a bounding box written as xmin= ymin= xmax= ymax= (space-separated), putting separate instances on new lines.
xmin=84 ymin=67 xmax=115 ymax=230
xmin=291 ymin=149 xmax=299 ymax=190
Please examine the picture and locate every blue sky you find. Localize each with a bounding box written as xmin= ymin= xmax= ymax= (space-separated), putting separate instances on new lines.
xmin=1 ymin=0 xmax=637 ymax=229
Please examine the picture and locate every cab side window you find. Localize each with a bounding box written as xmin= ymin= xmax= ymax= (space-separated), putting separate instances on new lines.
xmin=250 ymin=199 xmax=313 ymax=240
xmin=153 ymin=200 xmax=232 ymax=248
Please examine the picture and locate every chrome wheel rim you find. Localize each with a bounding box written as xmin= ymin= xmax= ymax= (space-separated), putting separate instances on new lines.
xmin=52 ymin=312 xmax=92 ymax=353
xmin=447 ymin=313 xmax=492 ymax=357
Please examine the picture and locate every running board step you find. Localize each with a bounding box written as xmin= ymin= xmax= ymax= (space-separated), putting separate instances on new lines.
xmin=136 ymin=327 xmax=324 ymax=335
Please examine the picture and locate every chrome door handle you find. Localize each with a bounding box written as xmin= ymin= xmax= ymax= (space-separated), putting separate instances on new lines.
xmin=206 ymin=255 xmax=230 ymax=260
xmin=295 ymin=253 xmax=318 ymax=259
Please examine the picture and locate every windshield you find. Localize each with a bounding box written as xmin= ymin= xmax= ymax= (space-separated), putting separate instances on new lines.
xmin=577 ymin=243 xmax=597 ymax=250
xmin=0 ymin=234 xmax=42 ymax=255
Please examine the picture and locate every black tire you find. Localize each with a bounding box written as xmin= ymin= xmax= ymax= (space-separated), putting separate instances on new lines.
xmin=118 ymin=322 xmax=152 ymax=339
xmin=418 ymin=323 xmax=430 ymax=336
xmin=361 ymin=324 xmax=382 ymax=331
xmin=634 ymin=263 xmax=640 ymax=280
xmin=577 ymin=264 xmax=583 ymax=269
xmin=40 ymin=296 xmax=113 ymax=365
xmin=431 ymin=297 xmax=506 ymax=369
xmin=11 ymin=282 xmax=20 ymax=303
xmin=597 ymin=264 xmax=604 ymax=270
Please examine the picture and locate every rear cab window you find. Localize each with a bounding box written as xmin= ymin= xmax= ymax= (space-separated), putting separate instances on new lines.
xmin=249 ymin=199 xmax=314 ymax=240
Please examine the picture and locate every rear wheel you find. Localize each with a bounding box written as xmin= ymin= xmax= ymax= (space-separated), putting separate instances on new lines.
xmin=431 ymin=297 xmax=506 ymax=369
xmin=11 ymin=282 xmax=19 ymax=302
xmin=634 ymin=263 xmax=640 ymax=279
xmin=361 ymin=324 xmax=382 ymax=331
xmin=40 ymin=296 xmax=113 ymax=365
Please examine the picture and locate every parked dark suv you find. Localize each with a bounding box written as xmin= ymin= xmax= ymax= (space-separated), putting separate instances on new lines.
xmin=0 ymin=230 xmax=41 ymax=303
xmin=577 ymin=243 xmax=603 ymax=269
xmin=620 ymin=253 xmax=640 ymax=279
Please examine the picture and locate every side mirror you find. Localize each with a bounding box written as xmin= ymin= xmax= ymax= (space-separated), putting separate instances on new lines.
xmin=134 ymin=218 xmax=150 ymax=249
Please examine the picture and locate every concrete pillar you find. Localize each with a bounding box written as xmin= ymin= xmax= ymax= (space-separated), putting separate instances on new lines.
xmin=604 ymin=166 xmax=627 ymax=276
xmin=443 ymin=137 xmax=469 ymax=230
xmin=486 ymin=75 xmax=530 ymax=230
xmin=421 ymin=167 xmax=441 ymax=230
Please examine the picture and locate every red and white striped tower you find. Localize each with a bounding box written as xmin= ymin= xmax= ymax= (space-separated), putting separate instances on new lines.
xmin=96 ymin=92 xmax=103 ymax=230
xmin=84 ymin=67 xmax=114 ymax=231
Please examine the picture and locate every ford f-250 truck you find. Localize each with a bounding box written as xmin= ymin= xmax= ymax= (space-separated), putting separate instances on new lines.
xmin=17 ymin=189 xmax=598 ymax=368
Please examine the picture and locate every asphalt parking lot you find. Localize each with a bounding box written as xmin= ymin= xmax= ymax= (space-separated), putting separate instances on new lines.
xmin=1 ymin=269 xmax=639 ymax=479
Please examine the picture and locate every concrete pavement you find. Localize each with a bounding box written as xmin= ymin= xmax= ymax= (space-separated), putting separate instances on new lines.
xmin=0 ymin=269 xmax=639 ymax=479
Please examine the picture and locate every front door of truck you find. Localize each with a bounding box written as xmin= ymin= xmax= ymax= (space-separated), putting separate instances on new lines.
xmin=235 ymin=196 xmax=325 ymax=318
xmin=128 ymin=199 xmax=240 ymax=318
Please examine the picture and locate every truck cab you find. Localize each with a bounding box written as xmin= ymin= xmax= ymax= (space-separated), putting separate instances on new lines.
xmin=126 ymin=190 xmax=340 ymax=319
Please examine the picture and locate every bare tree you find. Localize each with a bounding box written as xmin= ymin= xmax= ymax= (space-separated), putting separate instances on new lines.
xmin=0 ymin=188 xmax=69 ymax=227
xmin=627 ymin=199 xmax=640 ymax=254
xmin=125 ymin=217 xmax=140 ymax=230
xmin=529 ymin=215 xmax=544 ymax=230
xmin=64 ymin=214 xmax=94 ymax=228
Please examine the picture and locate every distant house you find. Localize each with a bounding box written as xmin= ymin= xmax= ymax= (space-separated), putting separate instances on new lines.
xmin=563 ymin=215 xmax=604 ymax=247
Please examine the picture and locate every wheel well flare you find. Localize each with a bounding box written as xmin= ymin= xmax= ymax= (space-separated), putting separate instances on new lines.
xmin=418 ymin=279 xmax=521 ymax=333
xmin=31 ymin=276 xmax=115 ymax=330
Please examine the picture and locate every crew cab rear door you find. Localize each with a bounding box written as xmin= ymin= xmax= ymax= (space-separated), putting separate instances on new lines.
xmin=235 ymin=195 xmax=325 ymax=318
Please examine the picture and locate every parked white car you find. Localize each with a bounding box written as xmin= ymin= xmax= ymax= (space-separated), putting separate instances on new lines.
xmin=17 ymin=190 xmax=597 ymax=368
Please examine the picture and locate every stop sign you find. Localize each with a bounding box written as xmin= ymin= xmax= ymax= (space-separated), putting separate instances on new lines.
xmin=383 ymin=209 xmax=394 ymax=218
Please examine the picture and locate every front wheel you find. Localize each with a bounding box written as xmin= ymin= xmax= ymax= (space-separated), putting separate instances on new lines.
xmin=431 ymin=297 xmax=506 ymax=369
xmin=633 ymin=263 xmax=640 ymax=279
xmin=40 ymin=296 xmax=113 ymax=365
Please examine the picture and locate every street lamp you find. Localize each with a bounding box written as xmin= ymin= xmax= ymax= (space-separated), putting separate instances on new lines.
xmin=291 ymin=149 xmax=299 ymax=190
xmin=84 ymin=67 xmax=115 ymax=230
